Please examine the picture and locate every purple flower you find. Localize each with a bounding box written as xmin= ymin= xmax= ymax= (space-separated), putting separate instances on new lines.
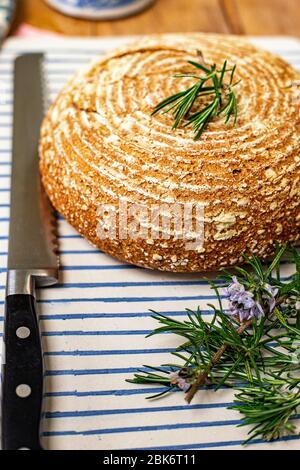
xmin=262 ymin=283 xmax=278 ymax=312
xmin=224 ymin=277 xmax=264 ymax=322
xmin=169 ymin=371 xmax=180 ymax=384
xmin=177 ymin=378 xmax=191 ymax=392
xmin=169 ymin=371 xmax=191 ymax=392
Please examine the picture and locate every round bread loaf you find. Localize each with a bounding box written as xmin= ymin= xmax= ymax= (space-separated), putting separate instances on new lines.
xmin=40 ymin=34 xmax=300 ymax=272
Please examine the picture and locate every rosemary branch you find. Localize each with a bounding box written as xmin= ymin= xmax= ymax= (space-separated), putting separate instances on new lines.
xmin=185 ymin=319 xmax=252 ymax=403
xmin=152 ymin=56 xmax=240 ymax=140
xmin=128 ymin=244 xmax=300 ymax=444
xmin=185 ymin=283 xmax=294 ymax=404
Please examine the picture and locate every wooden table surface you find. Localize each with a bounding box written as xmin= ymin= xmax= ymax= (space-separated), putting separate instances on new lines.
xmin=11 ymin=0 xmax=300 ymax=37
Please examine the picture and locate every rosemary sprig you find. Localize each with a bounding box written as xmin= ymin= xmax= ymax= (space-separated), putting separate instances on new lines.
xmin=152 ymin=57 xmax=240 ymax=140
xmin=231 ymin=385 xmax=300 ymax=443
xmin=128 ymin=245 xmax=300 ymax=444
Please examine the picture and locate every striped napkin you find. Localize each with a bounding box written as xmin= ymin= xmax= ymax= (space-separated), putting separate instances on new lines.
xmin=0 ymin=36 xmax=299 ymax=450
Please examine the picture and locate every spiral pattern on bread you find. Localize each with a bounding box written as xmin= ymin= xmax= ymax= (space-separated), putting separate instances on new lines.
xmin=40 ymin=34 xmax=300 ymax=272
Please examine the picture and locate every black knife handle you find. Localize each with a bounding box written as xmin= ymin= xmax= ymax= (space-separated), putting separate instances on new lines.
xmin=1 ymin=294 xmax=43 ymax=450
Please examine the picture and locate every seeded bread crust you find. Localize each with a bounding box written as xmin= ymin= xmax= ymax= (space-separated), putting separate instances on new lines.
xmin=40 ymin=34 xmax=300 ymax=272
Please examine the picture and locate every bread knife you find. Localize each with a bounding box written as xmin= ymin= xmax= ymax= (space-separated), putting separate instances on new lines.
xmin=1 ymin=54 xmax=59 ymax=450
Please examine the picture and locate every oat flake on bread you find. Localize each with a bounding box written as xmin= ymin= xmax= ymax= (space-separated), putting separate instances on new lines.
xmin=39 ymin=34 xmax=300 ymax=272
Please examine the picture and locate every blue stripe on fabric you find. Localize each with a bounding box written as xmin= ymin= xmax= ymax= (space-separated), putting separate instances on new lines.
xmin=45 ymin=402 xmax=233 ymax=419
xmin=44 ymin=388 xmax=176 ymax=398
xmin=133 ymin=434 xmax=300 ymax=450
xmin=0 ymin=267 xmax=291 ymax=287
xmin=54 ymin=280 xmax=213 ymax=288
xmin=45 ymin=366 xmax=167 ymax=376
xmin=43 ymin=383 xmax=226 ymax=398
xmin=44 ymin=347 xmax=174 ymax=356
xmin=39 ymin=310 xmax=209 ymax=320
xmin=42 ymin=330 xmax=154 ymax=337
xmin=37 ymin=295 xmax=218 ymax=304
xmin=2 ymin=310 xmax=212 ymax=321
xmin=0 ymin=236 xmax=112 ymax=242
xmin=0 ymin=265 xmax=138 ymax=272
xmin=60 ymin=264 xmax=137 ymax=269
xmin=42 ymin=415 xmax=300 ymax=437
xmin=41 ymin=419 xmax=245 ymax=437
xmin=0 ymin=293 xmax=222 ymax=303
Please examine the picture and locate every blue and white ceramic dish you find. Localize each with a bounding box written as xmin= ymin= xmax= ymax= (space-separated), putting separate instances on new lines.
xmin=45 ymin=0 xmax=154 ymax=20
xmin=0 ymin=0 xmax=15 ymax=39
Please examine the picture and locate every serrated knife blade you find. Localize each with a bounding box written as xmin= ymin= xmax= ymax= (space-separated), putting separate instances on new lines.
xmin=1 ymin=53 xmax=59 ymax=451
xmin=7 ymin=53 xmax=58 ymax=294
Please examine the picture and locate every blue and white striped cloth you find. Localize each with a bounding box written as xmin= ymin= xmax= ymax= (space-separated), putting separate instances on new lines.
xmin=0 ymin=36 xmax=299 ymax=450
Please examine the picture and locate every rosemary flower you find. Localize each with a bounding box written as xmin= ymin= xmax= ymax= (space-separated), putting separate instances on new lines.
xmin=224 ymin=276 xmax=264 ymax=322
xmin=169 ymin=371 xmax=191 ymax=392
xmin=262 ymin=283 xmax=278 ymax=312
